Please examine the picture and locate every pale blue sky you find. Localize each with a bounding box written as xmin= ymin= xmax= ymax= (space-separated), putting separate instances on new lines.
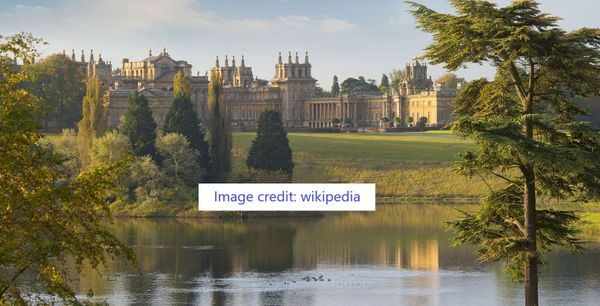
xmin=1 ymin=0 xmax=598 ymax=88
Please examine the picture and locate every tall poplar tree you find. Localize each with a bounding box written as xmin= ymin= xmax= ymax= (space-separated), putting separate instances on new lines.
xmin=207 ymin=71 xmax=232 ymax=182
xmin=409 ymin=1 xmax=600 ymax=305
xmin=173 ymin=71 xmax=191 ymax=98
xmin=331 ymin=75 xmax=340 ymax=97
xmin=120 ymin=92 xmax=159 ymax=162
xmin=165 ymin=72 xmax=210 ymax=174
xmin=77 ymin=77 xmax=107 ymax=154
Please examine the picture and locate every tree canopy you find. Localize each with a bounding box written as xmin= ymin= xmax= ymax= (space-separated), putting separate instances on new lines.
xmin=29 ymin=53 xmax=85 ymax=130
xmin=77 ymin=76 xmax=107 ymax=162
xmin=435 ymin=73 xmax=464 ymax=89
xmin=120 ymin=92 xmax=159 ymax=162
xmin=409 ymin=1 xmax=600 ymax=305
xmin=331 ymin=75 xmax=340 ymax=97
xmin=207 ymin=70 xmax=232 ymax=182
xmin=164 ymin=91 xmax=210 ymax=173
xmin=246 ymin=110 xmax=294 ymax=178
xmin=340 ymin=77 xmax=379 ymax=94
xmin=0 ymin=33 xmax=133 ymax=304
xmin=379 ymin=74 xmax=390 ymax=93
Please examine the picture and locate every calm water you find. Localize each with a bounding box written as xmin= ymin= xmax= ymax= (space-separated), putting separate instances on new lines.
xmin=73 ymin=205 xmax=600 ymax=305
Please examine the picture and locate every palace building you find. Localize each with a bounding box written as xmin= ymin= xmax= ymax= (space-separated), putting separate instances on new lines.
xmin=91 ymin=49 xmax=458 ymax=130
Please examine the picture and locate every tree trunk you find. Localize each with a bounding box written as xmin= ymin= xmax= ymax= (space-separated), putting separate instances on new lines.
xmin=523 ymin=76 xmax=538 ymax=305
xmin=524 ymin=168 xmax=538 ymax=306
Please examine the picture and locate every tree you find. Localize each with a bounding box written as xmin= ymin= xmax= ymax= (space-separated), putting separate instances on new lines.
xmin=246 ymin=110 xmax=294 ymax=178
xmin=379 ymin=74 xmax=390 ymax=93
xmin=435 ymin=73 xmax=464 ymax=89
xmin=173 ymin=71 xmax=191 ymax=97
xmin=331 ymin=75 xmax=340 ymax=97
xmin=393 ymin=116 xmax=402 ymax=127
xmin=409 ymin=1 xmax=600 ymax=305
xmin=156 ymin=133 xmax=203 ymax=186
xmin=389 ymin=69 xmax=404 ymax=94
xmin=315 ymin=85 xmax=331 ymax=98
xmin=89 ymin=131 xmax=132 ymax=167
xmin=164 ymin=87 xmax=210 ymax=173
xmin=406 ymin=116 xmax=414 ymax=126
xmin=340 ymin=77 xmax=379 ymax=94
xmin=77 ymin=76 xmax=107 ymax=159
xmin=120 ymin=92 xmax=159 ymax=161
xmin=0 ymin=33 xmax=133 ymax=304
xmin=416 ymin=116 xmax=428 ymax=127
xmin=207 ymin=70 xmax=232 ymax=182
xmin=28 ymin=53 xmax=85 ymax=131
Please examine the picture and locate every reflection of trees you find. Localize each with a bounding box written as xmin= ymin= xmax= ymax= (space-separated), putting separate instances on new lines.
xmin=293 ymin=204 xmax=478 ymax=271
xmin=71 ymin=218 xmax=307 ymax=302
xmin=68 ymin=205 xmax=600 ymax=305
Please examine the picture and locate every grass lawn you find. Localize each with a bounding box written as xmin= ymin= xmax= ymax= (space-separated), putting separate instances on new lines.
xmin=231 ymin=131 xmax=493 ymax=201
xmin=234 ymin=131 xmax=473 ymax=163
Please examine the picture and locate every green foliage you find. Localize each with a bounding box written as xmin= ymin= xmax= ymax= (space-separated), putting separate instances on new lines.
xmin=77 ymin=77 xmax=107 ymax=163
xmin=246 ymin=110 xmax=294 ymax=178
xmin=229 ymin=168 xmax=291 ymax=183
xmin=120 ymin=92 xmax=159 ymax=161
xmin=163 ymin=93 xmax=210 ymax=172
xmin=173 ymin=71 xmax=191 ymax=98
xmin=448 ymin=185 xmax=582 ymax=281
xmin=341 ymin=77 xmax=379 ymax=94
xmin=379 ymin=74 xmax=390 ymax=93
xmin=0 ymin=33 xmax=133 ymax=304
xmin=156 ymin=133 xmax=203 ymax=186
xmin=389 ymin=69 xmax=404 ymax=94
xmin=207 ymin=70 xmax=232 ymax=182
xmin=417 ymin=116 xmax=428 ymax=127
xmin=393 ymin=117 xmax=402 ymax=125
xmin=435 ymin=73 xmax=464 ymax=89
xmin=409 ymin=1 xmax=600 ymax=301
xmin=406 ymin=116 xmax=414 ymax=125
xmin=90 ymin=130 xmax=132 ymax=167
xmin=315 ymin=85 xmax=332 ymax=98
xmin=44 ymin=129 xmax=81 ymax=177
xmin=28 ymin=52 xmax=85 ymax=130
xmin=331 ymin=75 xmax=340 ymax=97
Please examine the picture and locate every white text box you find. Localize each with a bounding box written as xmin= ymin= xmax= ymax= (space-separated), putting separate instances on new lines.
xmin=198 ymin=183 xmax=376 ymax=211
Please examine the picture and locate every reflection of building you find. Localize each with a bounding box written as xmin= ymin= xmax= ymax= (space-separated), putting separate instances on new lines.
xmin=408 ymin=240 xmax=439 ymax=271
xmin=99 ymin=50 xmax=458 ymax=129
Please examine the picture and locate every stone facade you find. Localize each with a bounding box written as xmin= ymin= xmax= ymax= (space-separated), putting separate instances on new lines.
xmin=101 ymin=50 xmax=458 ymax=130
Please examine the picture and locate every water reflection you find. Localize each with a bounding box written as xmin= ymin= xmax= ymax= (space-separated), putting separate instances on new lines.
xmin=71 ymin=204 xmax=600 ymax=305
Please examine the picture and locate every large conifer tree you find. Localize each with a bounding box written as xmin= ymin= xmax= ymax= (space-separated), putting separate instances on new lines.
xmin=246 ymin=110 xmax=294 ymax=178
xmin=409 ymin=1 xmax=600 ymax=305
xmin=207 ymin=71 xmax=232 ymax=182
xmin=165 ymin=72 xmax=210 ymax=174
xmin=120 ymin=92 xmax=159 ymax=161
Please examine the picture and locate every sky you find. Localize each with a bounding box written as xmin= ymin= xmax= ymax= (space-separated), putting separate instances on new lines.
xmin=1 ymin=0 xmax=599 ymax=88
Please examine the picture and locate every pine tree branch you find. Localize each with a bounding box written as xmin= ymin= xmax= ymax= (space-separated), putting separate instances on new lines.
xmin=489 ymin=170 xmax=523 ymax=190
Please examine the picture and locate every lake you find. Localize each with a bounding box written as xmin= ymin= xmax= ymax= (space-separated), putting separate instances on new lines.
xmin=73 ymin=204 xmax=600 ymax=305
